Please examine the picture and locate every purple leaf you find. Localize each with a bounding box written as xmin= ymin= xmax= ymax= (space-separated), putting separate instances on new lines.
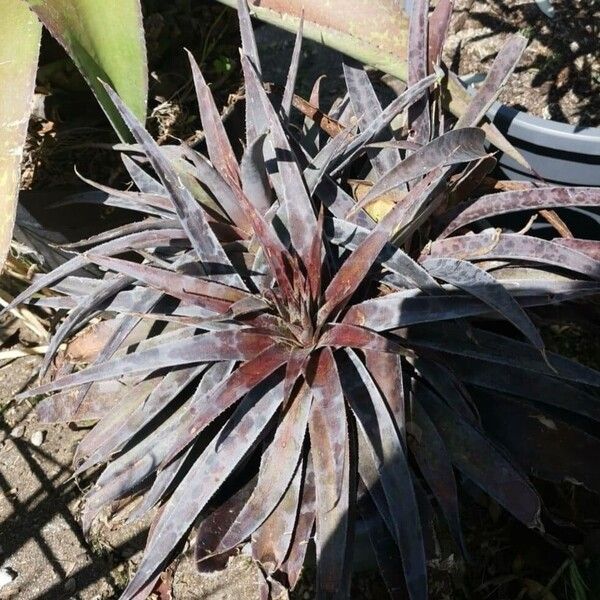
xmin=307 ymin=348 xmax=348 ymax=509
xmin=341 ymin=349 xmax=427 ymax=600
xmin=215 ymin=383 xmax=312 ymax=553
xmin=18 ymin=330 xmax=274 ymax=398
xmin=416 ymin=382 xmax=541 ymax=527
xmin=422 ymin=257 xmax=544 ymax=351
xmin=425 ymin=231 xmax=600 ymax=280
xmin=251 ymin=457 xmax=303 ymax=574
xmin=456 ymin=35 xmax=528 ymax=128
xmin=100 ymin=82 xmax=245 ymax=289
xmin=440 ymin=187 xmax=600 ymax=238
xmin=118 ymin=378 xmax=284 ymax=600
xmin=281 ymin=14 xmax=304 ymax=120
xmin=355 ymin=128 xmax=487 ymax=210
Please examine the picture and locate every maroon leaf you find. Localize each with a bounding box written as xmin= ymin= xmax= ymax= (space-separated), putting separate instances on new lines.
xmin=428 ymin=0 xmax=453 ymax=70
xmin=309 ymin=394 xmax=352 ymax=599
xmin=187 ymin=50 xmax=241 ymax=185
xmin=251 ymin=457 xmax=304 ymax=573
xmin=279 ymin=456 xmax=316 ymax=589
xmin=307 ymin=348 xmax=348 ymax=509
xmin=119 ymin=379 xmax=284 ymax=600
xmin=215 ymin=383 xmax=312 ymax=553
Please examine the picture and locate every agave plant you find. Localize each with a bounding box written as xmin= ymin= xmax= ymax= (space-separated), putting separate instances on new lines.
xmin=7 ymin=1 xmax=600 ymax=599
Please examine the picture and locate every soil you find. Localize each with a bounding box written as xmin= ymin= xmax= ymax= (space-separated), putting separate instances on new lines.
xmin=445 ymin=0 xmax=600 ymax=127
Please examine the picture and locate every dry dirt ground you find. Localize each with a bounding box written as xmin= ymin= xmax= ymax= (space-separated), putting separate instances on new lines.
xmin=445 ymin=0 xmax=600 ymax=126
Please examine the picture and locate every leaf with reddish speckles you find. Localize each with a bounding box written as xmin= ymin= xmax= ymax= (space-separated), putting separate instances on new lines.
xmin=251 ymin=457 xmax=303 ymax=573
xmin=342 ymin=61 xmax=401 ymax=179
xmin=425 ymin=231 xmax=600 ymax=280
xmin=319 ymin=323 xmax=405 ymax=355
xmin=119 ymin=378 xmax=284 ymax=600
xmin=76 ymin=365 xmax=204 ymax=475
xmin=407 ymin=0 xmax=430 ymax=144
xmin=456 ymin=35 xmax=528 ymax=129
xmin=162 ymin=345 xmax=288 ymax=464
xmin=195 ymin=477 xmax=256 ymax=573
xmin=344 ymin=280 xmax=600 ymax=332
xmin=416 ymin=382 xmax=541 ymax=527
xmin=215 ymin=384 xmax=311 ymax=553
xmin=320 ymin=171 xmax=446 ymax=322
xmin=36 ymin=380 xmax=127 ymax=423
xmin=309 ymin=394 xmax=353 ymax=599
xmin=101 ymin=82 xmax=245 ymax=288
xmin=130 ymin=363 xmax=235 ymax=525
xmin=307 ymin=348 xmax=348 ymax=509
xmin=553 ymin=239 xmax=600 ymax=260
xmin=18 ymin=330 xmax=274 ymax=399
xmin=280 ymin=456 xmax=316 ymax=589
xmin=187 ymin=50 xmax=240 ymax=185
xmin=422 ymin=257 xmax=544 ymax=352
xmin=341 ymin=349 xmax=428 ymax=600
xmin=440 ymin=187 xmax=600 ymax=238
xmin=327 ymin=217 xmax=439 ymax=292
xmin=86 ymin=255 xmax=248 ymax=309
xmin=365 ymin=351 xmax=405 ymax=434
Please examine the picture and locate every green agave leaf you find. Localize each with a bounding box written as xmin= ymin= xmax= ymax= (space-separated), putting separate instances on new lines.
xmin=26 ymin=0 xmax=148 ymax=140
xmin=221 ymin=0 xmax=410 ymax=80
xmin=0 ymin=0 xmax=42 ymax=270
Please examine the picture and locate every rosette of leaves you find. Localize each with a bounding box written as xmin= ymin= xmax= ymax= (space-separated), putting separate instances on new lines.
xmin=7 ymin=2 xmax=600 ymax=599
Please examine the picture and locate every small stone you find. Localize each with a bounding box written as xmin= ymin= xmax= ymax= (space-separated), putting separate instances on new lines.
xmin=64 ymin=577 xmax=76 ymax=593
xmin=0 ymin=567 xmax=17 ymax=589
xmin=10 ymin=426 xmax=24 ymax=439
xmin=569 ymin=41 xmax=580 ymax=53
xmin=30 ymin=431 xmax=44 ymax=447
